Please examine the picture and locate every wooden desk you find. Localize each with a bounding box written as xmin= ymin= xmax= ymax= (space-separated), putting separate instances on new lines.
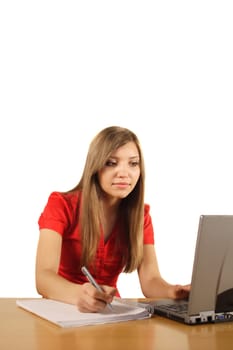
xmin=1 ymin=298 xmax=233 ymax=350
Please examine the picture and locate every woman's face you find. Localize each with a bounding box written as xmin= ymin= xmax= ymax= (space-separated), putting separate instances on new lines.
xmin=98 ymin=141 xmax=141 ymax=201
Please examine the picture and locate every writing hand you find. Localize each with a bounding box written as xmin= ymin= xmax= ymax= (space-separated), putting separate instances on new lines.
xmin=76 ymin=282 xmax=116 ymax=313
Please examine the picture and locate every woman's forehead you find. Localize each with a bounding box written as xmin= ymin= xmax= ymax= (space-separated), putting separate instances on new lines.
xmin=109 ymin=142 xmax=139 ymax=158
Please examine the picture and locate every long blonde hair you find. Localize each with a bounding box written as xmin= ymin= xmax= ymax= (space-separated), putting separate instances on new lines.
xmin=69 ymin=126 xmax=145 ymax=272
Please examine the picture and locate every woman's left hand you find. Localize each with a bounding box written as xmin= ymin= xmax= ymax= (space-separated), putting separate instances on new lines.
xmin=169 ymin=284 xmax=191 ymax=299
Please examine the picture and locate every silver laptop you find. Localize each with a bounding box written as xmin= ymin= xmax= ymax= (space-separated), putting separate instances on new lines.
xmin=150 ymin=215 xmax=233 ymax=325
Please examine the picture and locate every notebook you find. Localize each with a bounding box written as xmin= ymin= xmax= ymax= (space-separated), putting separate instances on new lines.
xmin=150 ymin=215 xmax=233 ymax=325
xmin=16 ymin=297 xmax=152 ymax=328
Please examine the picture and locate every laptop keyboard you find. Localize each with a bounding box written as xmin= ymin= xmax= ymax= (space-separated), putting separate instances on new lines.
xmin=158 ymin=301 xmax=188 ymax=314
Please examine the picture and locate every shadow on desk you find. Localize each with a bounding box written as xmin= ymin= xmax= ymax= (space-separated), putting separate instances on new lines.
xmin=154 ymin=316 xmax=233 ymax=350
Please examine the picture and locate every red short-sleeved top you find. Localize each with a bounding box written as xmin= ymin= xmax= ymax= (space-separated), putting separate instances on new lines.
xmin=38 ymin=191 xmax=154 ymax=296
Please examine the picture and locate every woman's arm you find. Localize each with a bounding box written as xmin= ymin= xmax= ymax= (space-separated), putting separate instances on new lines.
xmin=35 ymin=229 xmax=115 ymax=311
xmin=138 ymin=245 xmax=190 ymax=299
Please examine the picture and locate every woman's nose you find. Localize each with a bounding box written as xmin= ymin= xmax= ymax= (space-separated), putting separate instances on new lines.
xmin=116 ymin=164 xmax=129 ymax=177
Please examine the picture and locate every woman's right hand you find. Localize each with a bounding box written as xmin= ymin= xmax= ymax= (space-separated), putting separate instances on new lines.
xmin=76 ymin=283 xmax=116 ymax=312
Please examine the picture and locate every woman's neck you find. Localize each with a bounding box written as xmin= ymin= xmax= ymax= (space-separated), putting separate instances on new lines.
xmin=101 ymin=193 xmax=121 ymax=213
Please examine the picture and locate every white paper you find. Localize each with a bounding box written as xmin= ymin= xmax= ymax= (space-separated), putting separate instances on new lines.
xmin=16 ymin=298 xmax=151 ymax=328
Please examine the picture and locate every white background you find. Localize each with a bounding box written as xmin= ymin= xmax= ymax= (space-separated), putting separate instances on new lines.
xmin=1 ymin=1 xmax=233 ymax=298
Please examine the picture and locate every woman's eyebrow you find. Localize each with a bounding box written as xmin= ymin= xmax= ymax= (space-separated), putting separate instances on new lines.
xmin=109 ymin=155 xmax=139 ymax=160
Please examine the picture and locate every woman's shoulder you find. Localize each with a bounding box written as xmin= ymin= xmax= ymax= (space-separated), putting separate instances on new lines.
xmin=46 ymin=190 xmax=81 ymax=209
xmin=39 ymin=190 xmax=82 ymax=232
xmin=144 ymin=203 xmax=151 ymax=215
xmin=48 ymin=190 xmax=80 ymax=199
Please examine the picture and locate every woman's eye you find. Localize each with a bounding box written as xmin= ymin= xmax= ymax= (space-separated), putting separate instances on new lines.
xmin=130 ymin=161 xmax=139 ymax=167
xmin=105 ymin=160 xmax=117 ymax=166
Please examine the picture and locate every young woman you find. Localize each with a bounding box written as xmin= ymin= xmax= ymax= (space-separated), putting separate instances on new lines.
xmin=36 ymin=126 xmax=190 ymax=312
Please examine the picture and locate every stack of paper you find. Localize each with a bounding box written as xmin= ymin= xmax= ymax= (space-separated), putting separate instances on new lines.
xmin=16 ymin=298 xmax=152 ymax=328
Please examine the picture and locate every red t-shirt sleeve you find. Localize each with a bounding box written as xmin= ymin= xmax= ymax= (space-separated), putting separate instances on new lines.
xmin=38 ymin=192 xmax=76 ymax=235
xmin=143 ymin=204 xmax=155 ymax=244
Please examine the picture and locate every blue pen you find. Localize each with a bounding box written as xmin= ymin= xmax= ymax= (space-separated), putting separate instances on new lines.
xmin=81 ymin=266 xmax=113 ymax=310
